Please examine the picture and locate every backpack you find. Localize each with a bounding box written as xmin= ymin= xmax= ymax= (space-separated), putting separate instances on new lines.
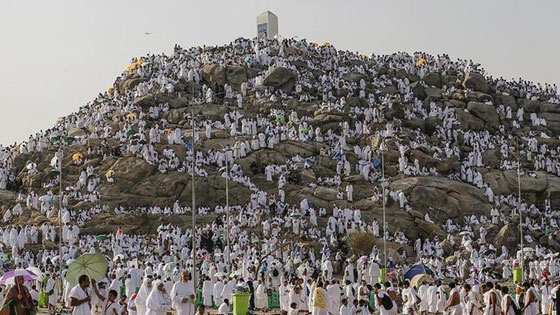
xmin=380 ymin=294 xmax=393 ymax=310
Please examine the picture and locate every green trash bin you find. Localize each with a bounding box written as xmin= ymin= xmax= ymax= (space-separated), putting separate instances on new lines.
xmin=379 ymin=267 xmax=387 ymax=283
xmin=233 ymin=293 xmax=252 ymax=315
xmin=513 ymin=267 xmax=523 ymax=283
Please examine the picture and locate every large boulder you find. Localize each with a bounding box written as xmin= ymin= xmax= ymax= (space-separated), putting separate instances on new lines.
xmin=313 ymin=113 xmax=345 ymax=125
xmin=410 ymin=82 xmax=427 ymax=100
xmin=0 ymin=190 xmax=16 ymax=204
xmin=201 ymin=64 xmax=226 ymax=86
xmin=482 ymin=149 xmax=500 ymax=168
xmin=495 ymin=224 xmax=521 ymax=253
xmin=68 ymin=128 xmax=87 ymax=137
xmin=423 ymin=72 xmax=442 ymax=88
xmin=410 ymin=150 xmax=459 ymax=173
xmin=390 ymin=176 xmax=491 ymax=222
xmin=133 ymin=172 xmax=189 ymax=198
xmin=539 ymin=113 xmax=560 ymax=134
xmin=342 ymin=72 xmax=368 ymax=83
xmin=118 ymin=75 xmax=148 ymax=93
xmin=455 ymin=109 xmax=486 ymax=131
xmin=109 ymin=157 xmax=157 ymax=183
xmin=500 ymin=94 xmax=517 ymax=110
xmin=133 ymin=93 xmax=189 ymax=109
xmin=263 ymin=67 xmax=298 ymax=93
xmin=463 ymin=72 xmax=490 ymax=93
xmin=483 ymin=170 xmax=548 ymax=196
xmin=518 ymin=99 xmax=542 ymax=113
xmin=225 ymin=66 xmax=247 ymax=86
xmin=425 ymin=87 xmax=443 ymax=100
xmin=467 ymin=102 xmax=500 ymax=128
xmin=542 ymin=102 xmax=560 ymax=113
xmin=313 ymin=187 xmax=339 ymax=201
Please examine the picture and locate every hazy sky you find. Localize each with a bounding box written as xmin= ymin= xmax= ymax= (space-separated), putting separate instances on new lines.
xmin=1 ymin=0 xmax=559 ymax=145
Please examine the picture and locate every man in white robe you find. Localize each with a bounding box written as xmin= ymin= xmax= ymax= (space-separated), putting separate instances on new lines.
xmin=3 ymin=208 xmax=11 ymax=223
xmin=202 ymin=276 xmax=213 ymax=307
xmin=213 ymin=278 xmax=225 ymax=306
xmin=346 ymin=184 xmax=353 ymax=202
xmin=255 ymin=280 xmax=268 ymax=310
xmin=125 ymin=275 xmax=135 ymax=302
xmin=46 ymin=271 xmax=59 ymax=311
xmin=279 ymin=280 xmax=290 ymax=312
xmin=69 ymin=275 xmax=93 ymax=315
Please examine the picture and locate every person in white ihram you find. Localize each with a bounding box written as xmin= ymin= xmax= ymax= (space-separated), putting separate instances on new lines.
xmin=69 ymin=275 xmax=93 ymax=315
xmin=170 ymin=271 xmax=196 ymax=315
xmin=146 ymin=280 xmax=171 ymax=315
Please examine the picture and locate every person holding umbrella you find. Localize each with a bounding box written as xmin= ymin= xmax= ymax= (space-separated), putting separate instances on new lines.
xmin=1 ymin=275 xmax=35 ymax=315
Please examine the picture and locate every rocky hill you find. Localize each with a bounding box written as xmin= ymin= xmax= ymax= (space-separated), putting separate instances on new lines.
xmin=1 ymin=37 xmax=560 ymax=258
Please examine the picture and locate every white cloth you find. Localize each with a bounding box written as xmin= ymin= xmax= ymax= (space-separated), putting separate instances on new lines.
xmin=170 ymin=281 xmax=196 ymax=315
xmin=146 ymin=285 xmax=171 ymax=315
xmin=69 ymin=285 xmax=92 ymax=315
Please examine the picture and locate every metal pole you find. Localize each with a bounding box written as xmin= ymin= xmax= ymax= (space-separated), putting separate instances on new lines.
xmin=58 ymin=147 xmax=64 ymax=302
xmin=225 ymin=154 xmax=230 ymax=274
xmin=382 ymin=150 xmax=387 ymax=269
xmin=191 ymin=89 xmax=197 ymax=286
xmin=517 ymin=154 xmax=524 ymax=281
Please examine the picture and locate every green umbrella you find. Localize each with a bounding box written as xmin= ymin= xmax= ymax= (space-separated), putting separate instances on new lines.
xmin=65 ymin=253 xmax=108 ymax=287
xmin=95 ymin=235 xmax=109 ymax=241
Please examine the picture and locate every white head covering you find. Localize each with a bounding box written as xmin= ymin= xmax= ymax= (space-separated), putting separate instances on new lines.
xmin=136 ymin=278 xmax=153 ymax=305
xmin=146 ymin=280 xmax=170 ymax=313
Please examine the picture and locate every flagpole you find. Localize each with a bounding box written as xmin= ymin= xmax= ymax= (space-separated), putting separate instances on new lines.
xmin=517 ymin=143 xmax=524 ymax=281
xmin=57 ymin=146 xmax=64 ymax=312
xmin=381 ymin=144 xmax=387 ymax=269
xmin=214 ymin=143 xmax=230 ymax=274
xmin=190 ymin=88 xmax=197 ymax=286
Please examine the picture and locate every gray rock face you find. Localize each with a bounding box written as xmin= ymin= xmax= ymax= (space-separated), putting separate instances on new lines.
xmin=342 ymin=72 xmax=368 ymax=83
xmin=456 ymin=109 xmax=486 ymax=131
xmin=410 ymin=150 xmax=459 ymax=174
xmin=201 ymin=64 xmax=226 ymax=86
xmin=467 ymin=102 xmax=500 ymax=128
xmin=390 ymin=176 xmax=491 ymax=222
xmin=463 ymin=72 xmax=490 ymax=93
xmin=118 ymin=75 xmax=148 ymax=93
xmin=133 ymin=93 xmax=189 ymax=109
xmin=0 ymin=190 xmax=16 ymax=204
xmin=518 ymin=99 xmax=542 ymax=113
xmin=410 ymin=82 xmax=427 ymax=100
xmin=540 ymin=113 xmax=560 ymax=134
xmin=225 ymin=66 xmax=248 ymax=86
xmin=110 ymin=157 xmax=157 ymax=183
xmin=495 ymin=224 xmax=521 ymax=253
xmin=313 ymin=187 xmax=339 ymax=201
xmin=423 ymin=72 xmax=442 ymax=88
xmin=425 ymin=87 xmax=443 ymax=100
xmin=263 ymin=67 xmax=298 ymax=93
xmin=483 ymin=170 xmax=548 ymax=196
